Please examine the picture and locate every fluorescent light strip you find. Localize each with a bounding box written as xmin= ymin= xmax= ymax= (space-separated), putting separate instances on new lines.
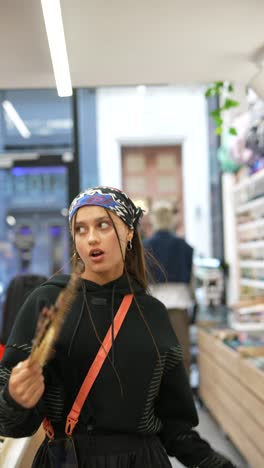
xmin=0 ymin=152 xmax=40 ymax=168
xmin=41 ymin=0 xmax=72 ymax=97
xmin=2 ymin=101 xmax=31 ymax=139
xmin=0 ymin=153 xmax=39 ymax=160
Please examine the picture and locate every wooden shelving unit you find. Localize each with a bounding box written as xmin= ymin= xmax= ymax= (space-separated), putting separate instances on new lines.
xmin=198 ymin=327 xmax=264 ymax=468
xmin=199 ymin=170 xmax=264 ymax=467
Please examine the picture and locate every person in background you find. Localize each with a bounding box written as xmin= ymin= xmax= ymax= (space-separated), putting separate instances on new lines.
xmin=0 ymin=274 xmax=47 ymax=359
xmin=138 ymin=211 xmax=153 ymax=241
xmin=143 ymin=200 xmax=194 ymax=375
xmin=0 ymin=186 xmax=236 ymax=467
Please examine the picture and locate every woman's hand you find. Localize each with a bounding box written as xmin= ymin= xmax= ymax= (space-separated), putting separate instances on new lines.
xmin=8 ymin=358 xmax=45 ymax=408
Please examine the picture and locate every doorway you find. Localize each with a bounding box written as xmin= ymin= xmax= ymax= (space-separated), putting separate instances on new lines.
xmin=121 ymin=145 xmax=184 ymax=235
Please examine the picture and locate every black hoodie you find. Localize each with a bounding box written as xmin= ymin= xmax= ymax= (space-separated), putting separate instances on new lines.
xmin=0 ymin=274 xmax=234 ymax=467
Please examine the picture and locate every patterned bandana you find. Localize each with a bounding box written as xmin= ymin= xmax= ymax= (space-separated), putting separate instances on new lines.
xmin=68 ymin=186 xmax=144 ymax=230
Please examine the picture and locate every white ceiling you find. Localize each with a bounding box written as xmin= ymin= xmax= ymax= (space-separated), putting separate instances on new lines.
xmin=0 ymin=0 xmax=264 ymax=89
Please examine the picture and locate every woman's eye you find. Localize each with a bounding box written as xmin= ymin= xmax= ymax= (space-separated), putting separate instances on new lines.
xmin=76 ymin=226 xmax=86 ymax=234
xmin=100 ymin=221 xmax=110 ymax=229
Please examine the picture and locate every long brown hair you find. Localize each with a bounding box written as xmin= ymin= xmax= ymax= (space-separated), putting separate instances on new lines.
xmin=103 ymin=210 xmax=161 ymax=362
xmin=124 ymin=230 xmax=148 ymax=290
xmin=125 ymin=229 xmax=167 ymax=288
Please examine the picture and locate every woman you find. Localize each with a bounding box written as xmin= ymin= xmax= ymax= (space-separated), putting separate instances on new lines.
xmin=0 ymin=186 xmax=236 ymax=467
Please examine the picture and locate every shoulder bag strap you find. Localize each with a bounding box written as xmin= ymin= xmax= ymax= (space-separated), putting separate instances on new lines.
xmin=65 ymin=293 xmax=133 ymax=436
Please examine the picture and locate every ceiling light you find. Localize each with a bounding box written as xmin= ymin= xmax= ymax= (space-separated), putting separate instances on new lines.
xmin=136 ymin=85 xmax=147 ymax=95
xmin=6 ymin=216 xmax=17 ymax=227
xmin=41 ymin=0 xmax=72 ymax=97
xmin=62 ymin=151 xmax=73 ymax=162
xmin=0 ymin=152 xmax=39 ymax=168
xmin=60 ymin=208 xmax=69 ymax=217
xmin=2 ymin=100 xmax=31 ymax=138
xmin=0 ymin=152 xmax=39 ymax=160
xmin=0 ymin=158 xmax=12 ymax=168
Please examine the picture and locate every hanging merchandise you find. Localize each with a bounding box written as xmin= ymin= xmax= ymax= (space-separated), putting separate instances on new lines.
xmin=217 ymin=129 xmax=242 ymax=173
xmin=244 ymin=99 xmax=264 ymax=173
xmin=217 ymin=144 xmax=242 ymax=173
xmin=193 ymin=257 xmax=225 ymax=308
xmin=217 ymin=145 xmax=241 ymax=173
xmin=228 ymin=113 xmax=253 ymax=165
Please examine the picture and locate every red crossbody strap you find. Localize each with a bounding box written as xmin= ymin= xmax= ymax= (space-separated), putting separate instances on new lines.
xmin=65 ymin=293 xmax=133 ymax=436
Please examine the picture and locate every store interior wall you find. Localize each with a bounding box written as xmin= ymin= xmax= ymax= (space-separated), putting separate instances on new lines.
xmin=96 ymin=85 xmax=212 ymax=257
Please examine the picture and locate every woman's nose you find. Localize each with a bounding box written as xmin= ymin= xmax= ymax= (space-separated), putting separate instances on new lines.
xmin=87 ymin=229 xmax=99 ymax=244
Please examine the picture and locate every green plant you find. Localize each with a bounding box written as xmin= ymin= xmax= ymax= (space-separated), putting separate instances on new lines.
xmin=205 ymin=81 xmax=239 ymax=135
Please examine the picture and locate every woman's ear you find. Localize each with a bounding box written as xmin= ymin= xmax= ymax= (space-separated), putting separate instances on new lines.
xmin=127 ymin=229 xmax=134 ymax=242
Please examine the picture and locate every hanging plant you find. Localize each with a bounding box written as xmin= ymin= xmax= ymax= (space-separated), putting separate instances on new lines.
xmin=205 ymin=81 xmax=239 ymax=136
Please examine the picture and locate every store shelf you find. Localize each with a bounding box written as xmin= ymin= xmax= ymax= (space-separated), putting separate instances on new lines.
xmin=237 ymin=218 xmax=264 ymax=232
xmin=233 ymin=168 xmax=264 ymax=309
xmin=233 ymin=168 xmax=264 ymax=193
xmin=229 ymin=319 xmax=264 ymax=332
xmin=198 ymin=328 xmax=264 ymax=468
xmin=237 ymin=303 xmax=264 ymax=314
xmin=240 ymin=278 xmax=264 ymax=289
xmin=236 ymin=197 xmax=264 ymax=214
xmin=240 ymin=260 xmax=264 ymax=268
xmin=239 ymin=240 xmax=264 ymax=250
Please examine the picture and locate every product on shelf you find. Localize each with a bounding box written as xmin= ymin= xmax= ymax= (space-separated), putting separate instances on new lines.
xmin=230 ymin=298 xmax=264 ymax=331
xmin=200 ymin=322 xmax=264 ymax=358
xmin=234 ymin=168 xmax=264 ymax=305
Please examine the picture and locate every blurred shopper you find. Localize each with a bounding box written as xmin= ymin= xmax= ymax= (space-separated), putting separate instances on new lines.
xmin=138 ymin=211 xmax=153 ymax=240
xmin=0 ymin=187 xmax=235 ymax=467
xmin=0 ymin=274 xmax=47 ymax=358
xmin=144 ymin=200 xmax=194 ymax=375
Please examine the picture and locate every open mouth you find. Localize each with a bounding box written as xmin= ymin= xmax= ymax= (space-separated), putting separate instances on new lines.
xmin=90 ymin=249 xmax=104 ymax=258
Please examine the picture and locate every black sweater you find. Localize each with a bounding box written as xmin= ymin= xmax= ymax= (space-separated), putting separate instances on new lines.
xmin=0 ymin=275 xmax=233 ymax=467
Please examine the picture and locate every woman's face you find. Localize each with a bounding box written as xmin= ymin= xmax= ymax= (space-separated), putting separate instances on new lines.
xmin=73 ymin=205 xmax=133 ymax=284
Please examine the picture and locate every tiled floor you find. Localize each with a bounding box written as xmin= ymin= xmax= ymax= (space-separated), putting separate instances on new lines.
xmin=169 ymin=404 xmax=249 ymax=468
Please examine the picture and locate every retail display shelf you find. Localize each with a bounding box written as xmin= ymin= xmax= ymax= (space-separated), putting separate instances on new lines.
xmin=233 ymin=168 xmax=264 ymax=321
xmin=233 ymin=168 xmax=264 ymax=192
xmin=229 ymin=319 xmax=264 ymax=332
xmin=237 ymin=218 xmax=264 ymax=232
xmin=238 ymin=240 xmax=264 ymax=250
xmin=240 ymin=260 xmax=264 ymax=268
xmin=235 ymin=302 xmax=264 ymax=314
xmin=231 ymin=298 xmax=264 ymax=330
xmin=236 ymin=196 xmax=264 ymax=214
xmin=198 ymin=327 xmax=264 ymax=467
xmin=240 ymin=278 xmax=264 ymax=289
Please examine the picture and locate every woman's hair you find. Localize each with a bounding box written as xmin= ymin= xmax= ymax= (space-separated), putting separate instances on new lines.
xmin=103 ymin=211 xmax=161 ymax=363
xmin=123 ymin=230 xmax=148 ymax=290
xmin=1 ymin=274 xmax=47 ymax=344
xmin=150 ymin=200 xmax=173 ymax=230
